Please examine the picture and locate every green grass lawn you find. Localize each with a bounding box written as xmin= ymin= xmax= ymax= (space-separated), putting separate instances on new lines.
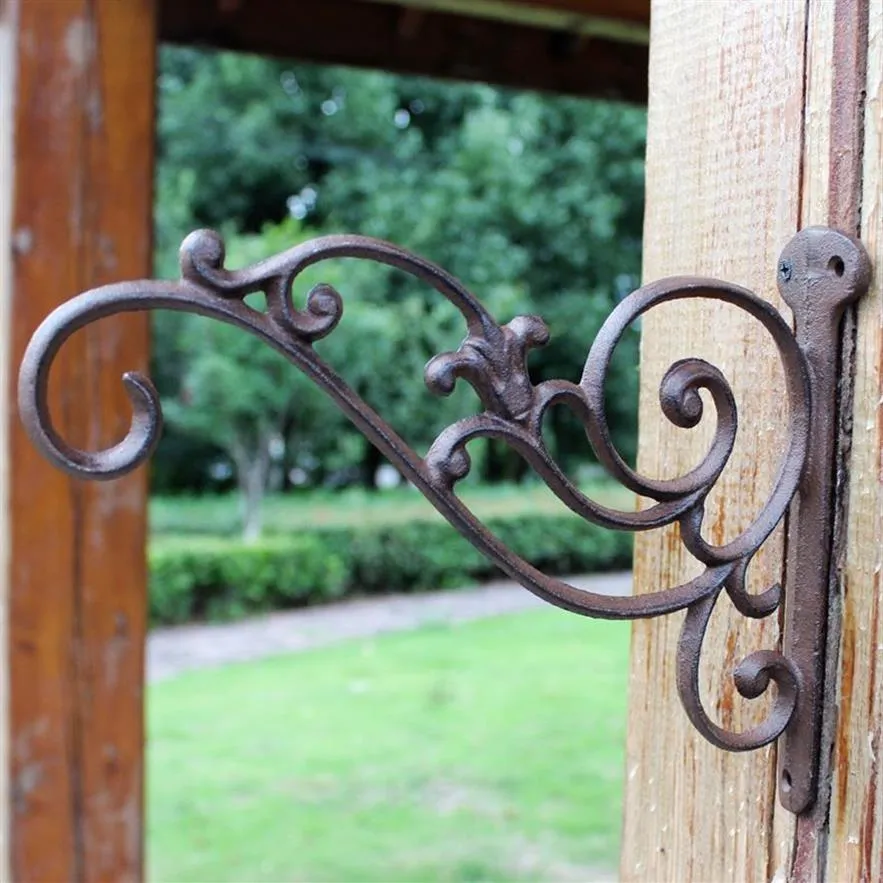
xmin=148 ymin=609 xmax=629 ymax=882
xmin=150 ymin=480 xmax=634 ymax=538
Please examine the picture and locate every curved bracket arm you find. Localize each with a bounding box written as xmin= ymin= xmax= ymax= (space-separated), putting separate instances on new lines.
xmin=16 ymin=226 xmax=872 ymax=815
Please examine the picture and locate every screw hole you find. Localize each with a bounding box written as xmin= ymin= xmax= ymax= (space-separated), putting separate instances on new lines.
xmin=828 ymin=256 xmax=845 ymax=277
xmin=782 ymin=770 xmax=792 ymax=792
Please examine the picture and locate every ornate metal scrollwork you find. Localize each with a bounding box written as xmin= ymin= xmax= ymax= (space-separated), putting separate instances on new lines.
xmin=16 ymin=226 xmax=872 ymax=815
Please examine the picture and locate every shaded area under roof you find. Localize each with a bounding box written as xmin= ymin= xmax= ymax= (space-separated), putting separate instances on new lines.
xmin=159 ymin=0 xmax=649 ymax=103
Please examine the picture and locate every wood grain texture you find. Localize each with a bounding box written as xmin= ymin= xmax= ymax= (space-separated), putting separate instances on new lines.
xmin=825 ymin=2 xmax=883 ymax=879
xmin=770 ymin=2 xmax=840 ymax=875
xmin=7 ymin=1 xmax=154 ymax=879
xmin=0 ymin=0 xmax=18 ymax=878
xmin=777 ymin=2 xmax=871 ymax=879
xmin=620 ymin=3 xmax=808 ymax=880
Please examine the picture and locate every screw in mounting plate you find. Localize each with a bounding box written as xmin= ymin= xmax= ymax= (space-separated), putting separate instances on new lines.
xmin=778 ymin=260 xmax=793 ymax=283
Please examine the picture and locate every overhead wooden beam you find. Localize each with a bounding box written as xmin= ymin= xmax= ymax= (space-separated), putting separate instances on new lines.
xmin=5 ymin=0 xmax=155 ymax=879
xmin=0 ymin=2 xmax=16 ymax=875
xmin=371 ymin=0 xmax=650 ymax=26
xmin=357 ymin=0 xmax=650 ymax=44
xmin=158 ymin=0 xmax=648 ymax=103
xmin=496 ymin=0 xmax=649 ymax=26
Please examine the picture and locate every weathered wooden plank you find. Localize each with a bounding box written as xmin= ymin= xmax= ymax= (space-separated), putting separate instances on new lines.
xmin=623 ymin=1 xmax=880 ymax=879
xmin=7 ymin=0 xmax=155 ymax=879
xmin=771 ymin=2 xmax=872 ymax=878
xmin=825 ymin=1 xmax=883 ymax=879
xmin=620 ymin=3 xmax=808 ymax=879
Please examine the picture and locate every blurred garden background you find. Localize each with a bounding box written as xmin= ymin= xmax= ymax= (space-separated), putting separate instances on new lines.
xmin=148 ymin=45 xmax=646 ymax=882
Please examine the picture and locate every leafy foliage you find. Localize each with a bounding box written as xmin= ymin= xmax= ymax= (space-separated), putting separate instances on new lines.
xmin=149 ymin=512 xmax=632 ymax=625
xmin=149 ymin=480 xmax=633 ymax=537
xmin=152 ymin=47 xmax=646 ymax=534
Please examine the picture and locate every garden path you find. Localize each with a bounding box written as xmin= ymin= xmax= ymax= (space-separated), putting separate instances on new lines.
xmin=148 ymin=571 xmax=632 ymax=682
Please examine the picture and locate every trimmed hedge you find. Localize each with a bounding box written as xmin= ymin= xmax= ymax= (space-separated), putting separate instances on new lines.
xmin=149 ymin=514 xmax=633 ymax=626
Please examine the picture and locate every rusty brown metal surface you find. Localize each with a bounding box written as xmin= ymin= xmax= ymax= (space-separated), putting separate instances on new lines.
xmin=776 ymin=228 xmax=872 ymax=814
xmin=15 ymin=226 xmax=872 ymax=814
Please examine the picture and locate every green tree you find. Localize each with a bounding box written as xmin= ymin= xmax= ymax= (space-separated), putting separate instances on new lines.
xmin=320 ymin=88 xmax=645 ymax=473
xmin=153 ymin=47 xmax=646 ymax=493
xmin=161 ymin=217 xmax=483 ymax=536
xmin=162 ymin=221 xmax=337 ymax=539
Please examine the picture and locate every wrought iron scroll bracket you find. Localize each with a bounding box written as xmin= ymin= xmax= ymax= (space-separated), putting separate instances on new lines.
xmin=16 ymin=226 xmax=872 ymax=816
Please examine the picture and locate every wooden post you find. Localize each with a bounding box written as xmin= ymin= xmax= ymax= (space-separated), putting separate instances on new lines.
xmin=825 ymin=2 xmax=883 ymax=878
xmin=621 ymin=1 xmax=880 ymax=880
xmin=0 ymin=3 xmax=15 ymax=872
xmin=2 ymin=1 xmax=155 ymax=879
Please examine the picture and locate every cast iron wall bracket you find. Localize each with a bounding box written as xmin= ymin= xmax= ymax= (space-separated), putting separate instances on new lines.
xmin=16 ymin=226 xmax=872 ymax=815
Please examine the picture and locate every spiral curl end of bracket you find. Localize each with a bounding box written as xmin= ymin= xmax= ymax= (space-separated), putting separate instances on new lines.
xmin=17 ymin=325 xmax=163 ymax=481
xmin=18 ymin=226 xmax=862 ymax=812
xmin=268 ymin=279 xmax=345 ymax=342
xmin=180 ymin=227 xmax=227 ymax=283
xmin=303 ymin=283 xmax=344 ymax=329
xmin=659 ymin=358 xmax=731 ymax=430
xmin=676 ymin=592 xmax=800 ymax=753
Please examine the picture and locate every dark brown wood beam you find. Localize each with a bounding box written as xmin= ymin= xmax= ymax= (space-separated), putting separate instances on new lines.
xmin=501 ymin=0 xmax=649 ymax=26
xmin=159 ymin=0 xmax=648 ymax=103
xmin=357 ymin=0 xmax=649 ymax=42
